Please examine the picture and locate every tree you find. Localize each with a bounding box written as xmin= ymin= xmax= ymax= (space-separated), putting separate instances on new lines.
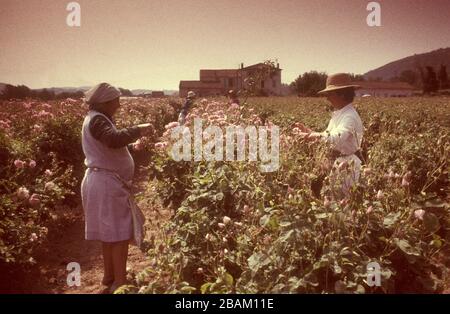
xmin=420 ymin=66 xmax=439 ymax=94
xmin=241 ymin=60 xmax=279 ymax=99
xmin=2 ymin=84 xmax=31 ymax=99
xmin=290 ymin=71 xmax=327 ymax=96
xmin=349 ymin=73 xmax=365 ymax=81
xmin=39 ymin=88 xmax=55 ymax=101
xmin=398 ymin=70 xmax=418 ymax=87
xmin=119 ymin=88 xmax=133 ymax=97
xmin=438 ymin=65 xmax=448 ymax=90
xmin=0 ymin=84 xmax=85 ymax=100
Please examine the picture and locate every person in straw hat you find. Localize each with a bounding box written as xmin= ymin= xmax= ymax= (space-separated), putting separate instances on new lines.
xmin=297 ymin=73 xmax=364 ymax=200
xmin=81 ymin=82 xmax=153 ymax=293
xmin=178 ymin=90 xmax=197 ymax=125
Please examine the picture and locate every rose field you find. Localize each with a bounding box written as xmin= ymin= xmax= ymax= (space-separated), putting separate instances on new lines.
xmin=0 ymin=96 xmax=449 ymax=293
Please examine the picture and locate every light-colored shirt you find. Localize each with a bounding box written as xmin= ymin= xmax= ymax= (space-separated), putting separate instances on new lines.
xmin=319 ymin=103 xmax=363 ymax=156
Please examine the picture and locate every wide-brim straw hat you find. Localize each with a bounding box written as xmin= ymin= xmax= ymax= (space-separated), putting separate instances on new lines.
xmin=187 ymin=91 xmax=196 ymax=98
xmin=317 ymin=73 xmax=361 ymax=95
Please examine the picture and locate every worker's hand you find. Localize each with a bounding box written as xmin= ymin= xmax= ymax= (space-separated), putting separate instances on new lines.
xmin=137 ymin=123 xmax=155 ymax=137
xmin=132 ymin=139 xmax=143 ymax=151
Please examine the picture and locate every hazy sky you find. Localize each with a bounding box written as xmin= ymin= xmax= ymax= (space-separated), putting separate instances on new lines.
xmin=1 ymin=0 xmax=449 ymax=89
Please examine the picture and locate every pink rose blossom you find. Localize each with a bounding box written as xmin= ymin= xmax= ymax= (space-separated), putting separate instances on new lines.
xmin=29 ymin=194 xmax=40 ymax=207
xmin=222 ymin=216 xmax=231 ymax=225
xmin=229 ymin=103 xmax=240 ymax=111
xmin=385 ymin=170 xmax=395 ymax=179
xmin=154 ymin=142 xmax=168 ymax=149
xmin=30 ymin=233 xmax=38 ymax=242
xmin=414 ymin=209 xmax=425 ymax=220
xmin=14 ymin=160 xmax=26 ymax=169
xmin=45 ymin=181 xmax=56 ymax=191
xmin=401 ymin=177 xmax=410 ymax=187
xmin=402 ymin=171 xmax=412 ymax=187
xmin=29 ymin=160 xmax=36 ymax=168
xmin=376 ymin=190 xmax=384 ymax=200
xmin=17 ymin=187 xmax=30 ymax=200
xmin=0 ymin=120 xmax=11 ymax=129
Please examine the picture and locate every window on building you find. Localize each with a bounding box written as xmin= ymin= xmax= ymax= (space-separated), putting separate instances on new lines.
xmin=272 ymin=79 xmax=276 ymax=88
xmin=228 ymin=78 xmax=234 ymax=88
xmin=261 ymin=80 xmax=265 ymax=88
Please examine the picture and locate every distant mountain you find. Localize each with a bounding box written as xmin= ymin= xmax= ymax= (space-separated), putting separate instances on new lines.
xmin=131 ymin=89 xmax=152 ymax=95
xmin=0 ymin=83 xmax=6 ymax=93
xmin=364 ymin=47 xmax=450 ymax=80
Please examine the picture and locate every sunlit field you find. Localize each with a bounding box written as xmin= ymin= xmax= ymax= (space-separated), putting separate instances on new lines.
xmin=1 ymin=96 xmax=449 ymax=293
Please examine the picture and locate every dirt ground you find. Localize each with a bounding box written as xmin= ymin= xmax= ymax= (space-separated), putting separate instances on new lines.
xmin=1 ymin=175 xmax=167 ymax=294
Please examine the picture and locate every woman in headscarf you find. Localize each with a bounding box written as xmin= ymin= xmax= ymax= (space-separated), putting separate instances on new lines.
xmin=80 ymin=82 xmax=153 ymax=293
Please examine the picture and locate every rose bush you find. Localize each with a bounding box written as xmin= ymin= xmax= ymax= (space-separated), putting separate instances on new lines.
xmin=1 ymin=96 xmax=448 ymax=293
xmin=0 ymin=97 xmax=176 ymax=267
xmin=135 ymin=97 xmax=449 ymax=294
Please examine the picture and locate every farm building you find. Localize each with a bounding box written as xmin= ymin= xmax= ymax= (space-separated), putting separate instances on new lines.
xmin=151 ymin=91 xmax=165 ymax=98
xmin=179 ymin=63 xmax=282 ymax=97
xmin=139 ymin=91 xmax=166 ymax=98
xmin=354 ymin=81 xmax=415 ymax=97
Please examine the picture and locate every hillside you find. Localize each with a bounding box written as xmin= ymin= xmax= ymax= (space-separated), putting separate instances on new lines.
xmin=364 ymin=47 xmax=450 ymax=80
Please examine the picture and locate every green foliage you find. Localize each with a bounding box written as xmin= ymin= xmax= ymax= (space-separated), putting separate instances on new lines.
xmin=136 ymin=96 xmax=449 ymax=294
xmin=0 ymin=97 xmax=176 ymax=267
xmin=290 ymin=71 xmax=327 ymax=96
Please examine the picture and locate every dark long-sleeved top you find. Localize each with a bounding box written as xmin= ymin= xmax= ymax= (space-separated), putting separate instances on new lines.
xmin=89 ymin=112 xmax=141 ymax=149
xmin=180 ymin=98 xmax=194 ymax=116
